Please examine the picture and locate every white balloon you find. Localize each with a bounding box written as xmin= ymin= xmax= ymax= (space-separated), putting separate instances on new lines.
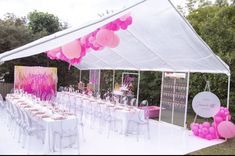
xmin=192 ymin=91 xmax=220 ymax=118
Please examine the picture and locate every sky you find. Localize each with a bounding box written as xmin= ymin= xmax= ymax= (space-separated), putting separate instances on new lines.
xmin=0 ymin=0 xmax=185 ymax=27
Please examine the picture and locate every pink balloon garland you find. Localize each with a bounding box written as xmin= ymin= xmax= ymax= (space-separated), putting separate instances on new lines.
xmin=46 ymin=13 xmax=133 ymax=67
xmin=190 ymin=106 xmax=234 ymax=140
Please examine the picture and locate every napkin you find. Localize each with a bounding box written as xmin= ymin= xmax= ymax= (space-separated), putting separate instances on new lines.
xmin=34 ymin=111 xmax=45 ymax=115
xmin=23 ymin=105 xmax=31 ymax=108
xmin=41 ymin=115 xmax=50 ymax=118
xmin=52 ymin=116 xmax=66 ymax=120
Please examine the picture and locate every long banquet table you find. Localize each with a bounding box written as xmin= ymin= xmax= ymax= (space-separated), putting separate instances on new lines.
xmin=6 ymin=93 xmax=78 ymax=154
xmin=57 ymin=91 xmax=145 ymax=135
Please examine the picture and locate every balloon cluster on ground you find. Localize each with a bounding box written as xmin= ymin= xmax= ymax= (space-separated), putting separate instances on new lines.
xmin=190 ymin=106 xmax=234 ymax=140
xmin=46 ymin=13 xmax=133 ymax=68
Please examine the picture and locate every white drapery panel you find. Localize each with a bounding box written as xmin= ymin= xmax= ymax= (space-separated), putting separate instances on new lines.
xmin=0 ymin=0 xmax=230 ymax=76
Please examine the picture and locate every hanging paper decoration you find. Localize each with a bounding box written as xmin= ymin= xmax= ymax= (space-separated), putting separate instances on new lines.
xmin=46 ymin=13 xmax=133 ymax=66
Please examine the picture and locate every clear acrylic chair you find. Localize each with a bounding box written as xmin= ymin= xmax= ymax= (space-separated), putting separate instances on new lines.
xmin=83 ymin=99 xmax=93 ymax=127
xmin=101 ymin=105 xmax=117 ymax=138
xmin=0 ymin=94 xmax=4 ymax=109
xmin=91 ymin=101 xmax=103 ymax=130
xmin=21 ymin=109 xmax=45 ymax=154
xmin=8 ymin=101 xmax=17 ymax=133
xmin=127 ymin=100 xmax=150 ymax=141
xmin=74 ymin=97 xmax=85 ymax=142
xmin=0 ymin=94 xmax=5 ymax=121
xmin=53 ymin=117 xmax=80 ymax=154
xmin=121 ymin=96 xmax=128 ymax=106
xmin=130 ymin=98 xmax=137 ymax=107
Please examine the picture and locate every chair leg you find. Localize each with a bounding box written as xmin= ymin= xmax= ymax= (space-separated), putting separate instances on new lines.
xmin=77 ymin=133 xmax=80 ymax=155
xmin=137 ymin=124 xmax=139 ymax=142
xmin=53 ymin=134 xmax=56 ymax=152
xmin=18 ymin=126 xmax=22 ymax=143
xmin=59 ymin=137 xmax=62 ymax=155
xmin=27 ymin=135 xmax=31 ymax=155
xmin=13 ymin=124 xmax=17 ymax=138
xmin=107 ymin=120 xmax=111 ymax=138
xmin=147 ymin=123 xmax=150 ymax=139
xmin=22 ymin=131 xmax=26 ymax=148
xmin=81 ymin=124 xmax=86 ymax=142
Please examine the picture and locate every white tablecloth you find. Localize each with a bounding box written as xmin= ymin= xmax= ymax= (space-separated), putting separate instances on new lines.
xmin=57 ymin=91 xmax=145 ymax=135
xmin=6 ymin=94 xmax=78 ymax=154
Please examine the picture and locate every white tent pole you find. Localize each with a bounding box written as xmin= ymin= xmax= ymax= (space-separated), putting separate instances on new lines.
xmin=112 ymin=70 xmax=115 ymax=91
xmin=171 ymin=77 xmax=176 ymax=124
xmin=227 ymin=75 xmax=231 ymax=109
xmin=136 ymin=70 xmax=140 ymax=107
xmin=159 ymin=72 xmax=164 ymax=121
xmin=89 ymin=70 xmax=91 ymax=83
xmin=98 ymin=69 xmax=101 ymax=94
xmin=184 ymin=72 xmax=190 ymax=129
xmin=79 ymin=70 xmax=82 ymax=82
xmin=122 ymin=72 xmax=124 ymax=85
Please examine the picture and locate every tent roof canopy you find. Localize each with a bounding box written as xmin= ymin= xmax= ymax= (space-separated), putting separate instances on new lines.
xmin=0 ymin=0 xmax=230 ymax=76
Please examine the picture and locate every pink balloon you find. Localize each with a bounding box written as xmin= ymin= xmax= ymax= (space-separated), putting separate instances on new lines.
xmin=125 ymin=16 xmax=133 ymax=25
xmin=107 ymin=22 xmax=120 ymax=31
xmin=80 ymin=35 xmax=88 ymax=45
xmin=120 ymin=22 xmax=128 ymax=30
xmin=91 ymin=42 xmax=99 ymax=48
xmin=91 ymin=44 xmax=100 ymax=51
xmin=88 ymin=36 xmax=96 ymax=44
xmin=199 ymin=132 xmax=205 ymax=138
xmin=193 ymin=130 xmax=199 ymax=136
xmin=62 ymin=40 xmax=82 ymax=59
xmin=114 ymin=19 xmax=122 ymax=26
xmin=47 ymin=47 xmax=61 ymax=60
xmin=225 ymin=111 xmax=229 ymax=116
xmin=107 ymin=33 xmax=120 ymax=48
xmin=119 ymin=13 xmax=131 ymax=21
xmin=190 ymin=123 xmax=195 ymax=129
xmin=96 ymin=29 xmax=115 ymax=47
xmin=202 ymin=127 xmax=209 ymax=135
xmin=192 ymin=125 xmax=199 ymax=132
xmin=199 ymin=125 xmax=203 ymax=129
xmin=203 ymin=122 xmax=210 ymax=128
xmin=194 ymin=123 xmax=200 ymax=127
xmin=205 ymin=134 xmax=213 ymax=140
xmin=214 ymin=116 xmax=223 ymax=123
xmin=55 ymin=52 xmax=61 ymax=59
xmin=220 ymin=110 xmax=225 ymax=115
xmin=217 ymin=121 xmax=235 ymax=139
xmin=209 ymin=127 xmax=216 ymax=134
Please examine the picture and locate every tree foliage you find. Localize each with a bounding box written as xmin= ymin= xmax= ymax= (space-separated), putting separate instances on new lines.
xmin=0 ymin=11 xmax=78 ymax=89
xmin=185 ymin=0 xmax=235 ymax=113
xmin=27 ymin=10 xmax=65 ymax=35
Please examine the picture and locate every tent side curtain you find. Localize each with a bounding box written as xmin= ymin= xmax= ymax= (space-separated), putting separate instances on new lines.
xmin=0 ymin=0 xmax=230 ymax=76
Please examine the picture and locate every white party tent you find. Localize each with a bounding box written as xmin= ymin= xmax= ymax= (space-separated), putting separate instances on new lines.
xmin=0 ymin=0 xmax=231 ymax=106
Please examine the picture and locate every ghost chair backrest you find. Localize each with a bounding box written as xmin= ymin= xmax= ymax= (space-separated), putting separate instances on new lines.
xmin=140 ymin=100 xmax=148 ymax=107
xmin=130 ymin=98 xmax=137 ymax=107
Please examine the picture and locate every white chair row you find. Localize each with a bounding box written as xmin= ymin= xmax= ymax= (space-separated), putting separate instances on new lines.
xmin=5 ymin=99 xmax=45 ymax=154
xmin=56 ymin=92 xmax=150 ymax=141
